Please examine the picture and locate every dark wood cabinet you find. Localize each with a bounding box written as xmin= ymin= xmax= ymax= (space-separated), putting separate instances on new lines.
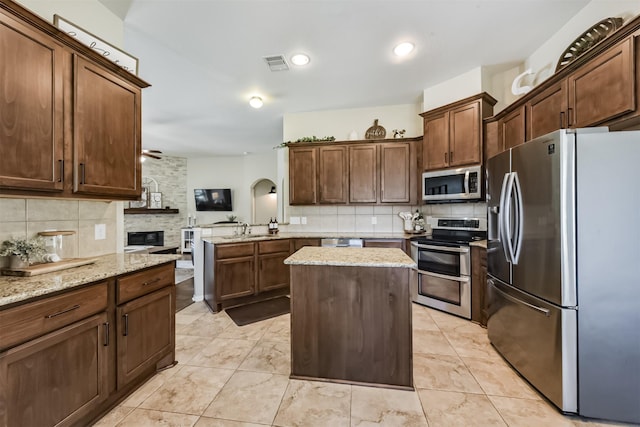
xmin=568 ymin=37 xmax=635 ymax=128
xmin=291 ymin=238 xmax=321 ymax=252
xmin=349 ymin=145 xmax=377 ymax=203
xmin=0 ymin=1 xmax=149 ymax=200
xmin=362 ymin=238 xmax=408 ymax=254
xmin=216 ymin=255 xmax=256 ymax=300
xmin=500 ymin=106 xmax=526 ymax=150
xmin=73 ymin=56 xmax=142 ymax=198
xmin=257 ymin=240 xmax=290 ymax=292
xmin=421 ymin=93 xmax=496 ymax=171
xmin=484 ymin=119 xmax=501 ymax=161
xmin=318 ymin=146 xmax=347 ymax=204
xmin=471 ymin=245 xmax=488 ymax=326
xmin=289 ymin=138 xmax=420 ymax=206
xmin=116 ymin=286 xmax=174 ymax=389
xmin=0 ymin=12 xmax=65 ymax=192
xmin=0 ymin=312 xmax=109 ymax=427
xmin=526 ymin=80 xmax=568 ymax=140
xmin=289 ymin=147 xmax=317 ymax=205
xmin=380 ymin=143 xmax=411 ymax=203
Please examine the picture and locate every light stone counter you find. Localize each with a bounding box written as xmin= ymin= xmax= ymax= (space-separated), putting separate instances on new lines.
xmin=284 ymin=246 xmax=416 ymax=268
xmin=470 ymin=239 xmax=488 ymax=249
xmin=0 ymin=253 xmax=181 ymax=308
xmin=203 ymin=231 xmax=425 ymax=245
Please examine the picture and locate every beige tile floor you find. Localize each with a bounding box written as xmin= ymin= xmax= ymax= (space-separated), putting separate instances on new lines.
xmin=94 ymin=302 xmax=634 ymax=427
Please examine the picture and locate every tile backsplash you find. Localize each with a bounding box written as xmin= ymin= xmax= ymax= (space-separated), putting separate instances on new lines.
xmin=0 ymin=198 xmax=118 ymax=267
xmin=286 ymin=202 xmax=487 ymax=233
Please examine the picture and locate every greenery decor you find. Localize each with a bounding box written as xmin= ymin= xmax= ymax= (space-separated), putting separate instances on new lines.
xmin=275 ymin=136 xmax=336 ymax=148
xmin=0 ymin=237 xmax=47 ymax=263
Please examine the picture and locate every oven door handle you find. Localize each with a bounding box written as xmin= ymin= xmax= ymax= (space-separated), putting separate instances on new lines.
xmin=410 ymin=242 xmax=470 ymax=253
xmin=416 ymin=269 xmax=470 ymax=282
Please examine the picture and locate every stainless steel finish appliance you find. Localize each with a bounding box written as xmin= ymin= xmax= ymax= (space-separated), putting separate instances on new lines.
xmin=127 ymin=230 xmax=164 ymax=247
xmin=411 ymin=217 xmax=487 ymax=319
xmin=422 ymin=165 xmax=482 ymax=202
xmin=486 ymin=128 xmax=640 ymax=424
xmin=320 ymin=238 xmax=363 ymax=248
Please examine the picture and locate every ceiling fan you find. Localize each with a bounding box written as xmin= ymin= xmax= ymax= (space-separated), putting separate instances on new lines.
xmin=142 ymin=149 xmax=162 ymax=160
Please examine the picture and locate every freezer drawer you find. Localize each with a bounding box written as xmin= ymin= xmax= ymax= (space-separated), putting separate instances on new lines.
xmin=487 ymin=277 xmax=577 ymax=413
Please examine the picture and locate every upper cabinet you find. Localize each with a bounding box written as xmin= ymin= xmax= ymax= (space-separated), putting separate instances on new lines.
xmin=289 ymin=137 xmax=419 ymax=206
xmin=0 ymin=12 xmax=65 ymax=192
xmin=486 ymin=18 xmax=640 ymax=158
xmin=0 ymin=1 xmax=150 ymax=200
xmin=420 ymin=93 xmax=497 ymax=172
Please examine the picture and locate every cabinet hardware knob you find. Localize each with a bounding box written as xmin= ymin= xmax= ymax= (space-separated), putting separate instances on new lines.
xmin=45 ymin=304 xmax=80 ymax=318
xmin=559 ymin=111 xmax=565 ymax=129
xmin=123 ymin=314 xmax=129 ymax=336
xmin=58 ymin=160 xmax=64 ymax=183
xmin=444 ymin=152 xmax=448 ymax=163
xmin=567 ymin=108 xmax=573 ymax=127
xmin=103 ymin=322 xmax=110 ymax=346
xmin=79 ymin=163 xmax=86 ymax=184
xmin=142 ymin=278 xmax=161 ymax=286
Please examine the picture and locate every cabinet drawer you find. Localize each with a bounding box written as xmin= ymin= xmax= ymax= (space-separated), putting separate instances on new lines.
xmin=0 ymin=281 xmax=108 ymax=350
xmin=117 ymin=263 xmax=174 ymax=304
xmin=258 ymin=239 xmax=290 ymax=254
xmin=216 ymin=242 xmax=255 ymax=259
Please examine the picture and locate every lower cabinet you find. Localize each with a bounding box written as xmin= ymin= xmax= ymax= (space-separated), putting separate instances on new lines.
xmin=0 ymin=312 xmax=109 ymax=427
xmin=117 ymin=286 xmax=174 ymax=389
xmin=257 ymin=240 xmax=290 ymax=292
xmin=471 ymin=245 xmax=488 ymax=326
xmin=362 ymin=238 xmax=408 ymax=254
xmin=0 ymin=261 xmax=176 ymax=427
xmin=216 ymin=256 xmax=256 ymax=300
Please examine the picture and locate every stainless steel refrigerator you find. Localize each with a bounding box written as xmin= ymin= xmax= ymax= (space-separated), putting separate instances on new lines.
xmin=486 ymin=128 xmax=640 ymax=424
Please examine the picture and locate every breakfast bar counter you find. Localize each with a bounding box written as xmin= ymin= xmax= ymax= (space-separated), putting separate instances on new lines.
xmin=284 ymin=247 xmax=416 ymax=389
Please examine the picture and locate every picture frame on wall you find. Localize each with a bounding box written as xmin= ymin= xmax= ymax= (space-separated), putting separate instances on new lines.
xmin=129 ymin=187 xmax=149 ymax=208
xmin=149 ymin=192 xmax=162 ymax=209
xmin=53 ymin=14 xmax=139 ymax=75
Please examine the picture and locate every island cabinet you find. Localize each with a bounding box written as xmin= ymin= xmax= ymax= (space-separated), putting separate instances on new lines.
xmin=471 ymin=245 xmax=488 ymax=326
xmin=206 ymin=239 xmax=292 ymax=312
xmin=420 ymin=93 xmax=497 ymax=171
xmin=290 ymin=138 xmax=419 ymax=206
xmin=0 ymin=1 xmax=149 ymax=200
xmin=0 ymin=259 xmax=176 ymax=427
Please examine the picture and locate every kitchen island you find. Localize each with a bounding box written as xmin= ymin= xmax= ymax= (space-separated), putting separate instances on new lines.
xmin=284 ymin=246 xmax=416 ymax=390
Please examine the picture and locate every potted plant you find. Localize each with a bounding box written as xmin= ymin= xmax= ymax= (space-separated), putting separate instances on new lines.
xmin=0 ymin=237 xmax=47 ymax=268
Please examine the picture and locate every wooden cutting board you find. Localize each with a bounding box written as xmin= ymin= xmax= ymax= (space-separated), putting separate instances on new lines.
xmin=1 ymin=258 xmax=97 ymax=277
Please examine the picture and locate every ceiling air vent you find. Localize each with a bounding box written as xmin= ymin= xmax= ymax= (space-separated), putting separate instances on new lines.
xmin=263 ymin=55 xmax=289 ymax=71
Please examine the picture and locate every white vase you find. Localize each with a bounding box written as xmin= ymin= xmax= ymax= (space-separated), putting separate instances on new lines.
xmin=9 ymin=255 xmax=28 ymax=269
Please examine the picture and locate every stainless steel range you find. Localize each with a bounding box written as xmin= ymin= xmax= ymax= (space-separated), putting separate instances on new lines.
xmin=410 ymin=217 xmax=486 ymax=319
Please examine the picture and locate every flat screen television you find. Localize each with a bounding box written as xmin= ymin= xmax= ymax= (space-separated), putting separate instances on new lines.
xmin=194 ymin=188 xmax=232 ymax=211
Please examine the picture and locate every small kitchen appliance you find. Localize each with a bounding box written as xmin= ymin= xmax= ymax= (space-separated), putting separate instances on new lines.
xmin=422 ymin=165 xmax=482 ymax=203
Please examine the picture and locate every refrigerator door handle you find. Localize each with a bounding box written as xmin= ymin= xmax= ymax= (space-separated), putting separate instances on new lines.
xmin=498 ymin=173 xmax=511 ymax=262
xmin=502 ymin=172 xmax=517 ymax=263
xmin=512 ymin=172 xmax=525 ymax=265
xmin=464 ymin=170 xmax=470 ymax=194
xmin=493 ymin=284 xmax=550 ymax=317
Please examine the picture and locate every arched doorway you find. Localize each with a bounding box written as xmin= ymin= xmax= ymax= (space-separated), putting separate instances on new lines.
xmin=252 ymin=178 xmax=277 ymax=224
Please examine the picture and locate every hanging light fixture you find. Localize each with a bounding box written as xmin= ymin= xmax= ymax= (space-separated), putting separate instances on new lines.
xmin=269 ymin=186 xmax=277 ymax=194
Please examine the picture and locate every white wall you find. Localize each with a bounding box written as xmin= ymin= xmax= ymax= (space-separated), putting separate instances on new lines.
xmin=16 ymin=0 xmax=124 ymax=47
xmin=422 ymin=67 xmax=486 ymax=111
xmin=283 ymin=103 xmax=423 ymax=142
xmin=187 ymin=151 xmax=277 ymax=225
xmin=526 ymin=1 xmax=640 ymax=86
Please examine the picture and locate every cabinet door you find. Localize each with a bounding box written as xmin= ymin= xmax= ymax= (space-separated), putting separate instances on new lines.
xmin=318 ymin=145 xmax=347 ymax=204
xmin=500 ymin=106 xmax=526 ymax=150
xmin=568 ymin=37 xmax=635 ymax=128
xmin=258 ymin=252 xmax=290 ymax=292
xmin=349 ymin=145 xmax=377 ymax=203
xmin=216 ymin=256 xmax=256 ymax=300
xmin=380 ymin=143 xmax=411 ymax=203
xmin=526 ymin=80 xmax=568 ymax=140
xmin=289 ymin=147 xmax=317 ymax=205
xmin=449 ymin=101 xmax=480 ymax=166
xmin=484 ymin=119 xmax=502 ymax=160
xmin=291 ymin=238 xmax=321 ymax=252
xmin=422 ymin=113 xmax=449 ymax=170
xmin=0 ymin=14 xmax=65 ymax=192
xmin=117 ymin=287 xmax=174 ymax=389
xmin=0 ymin=313 xmax=109 ymax=427
xmin=73 ymin=56 xmax=141 ymax=198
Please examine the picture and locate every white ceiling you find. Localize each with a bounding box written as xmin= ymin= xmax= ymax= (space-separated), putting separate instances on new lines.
xmin=98 ymin=0 xmax=590 ymax=157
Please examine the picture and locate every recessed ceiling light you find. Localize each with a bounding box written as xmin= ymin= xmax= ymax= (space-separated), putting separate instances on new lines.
xmin=393 ymin=42 xmax=414 ymax=57
xmin=290 ymin=53 xmax=310 ymax=66
xmin=249 ymin=96 xmax=263 ymax=108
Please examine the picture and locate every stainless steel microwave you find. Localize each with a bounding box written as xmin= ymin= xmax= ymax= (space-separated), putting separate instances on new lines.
xmin=422 ymin=165 xmax=482 ymax=202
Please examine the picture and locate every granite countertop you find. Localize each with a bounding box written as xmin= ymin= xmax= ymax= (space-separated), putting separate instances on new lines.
xmin=284 ymin=246 xmax=416 ymax=268
xmin=470 ymin=239 xmax=488 ymax=249
xmin=203 ymin=231 xmax=425 ymax=245
xmin=0 ymin=253 xmax=181 ymax=308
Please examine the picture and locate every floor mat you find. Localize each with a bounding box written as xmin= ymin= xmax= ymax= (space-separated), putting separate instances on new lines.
xmin=225 ymin=296 xmax=290 ymax=326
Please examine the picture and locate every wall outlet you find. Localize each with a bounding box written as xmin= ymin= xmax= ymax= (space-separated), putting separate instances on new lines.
xmin=95 ymin=224 xmax=106 ymax=240
xmin=301 ymin=217 xmax=307 ymax=225
xmin=290 ymin=216 xmax=301 ymax=225
xmin=371 ymin=216 xmax=377 ymax=225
